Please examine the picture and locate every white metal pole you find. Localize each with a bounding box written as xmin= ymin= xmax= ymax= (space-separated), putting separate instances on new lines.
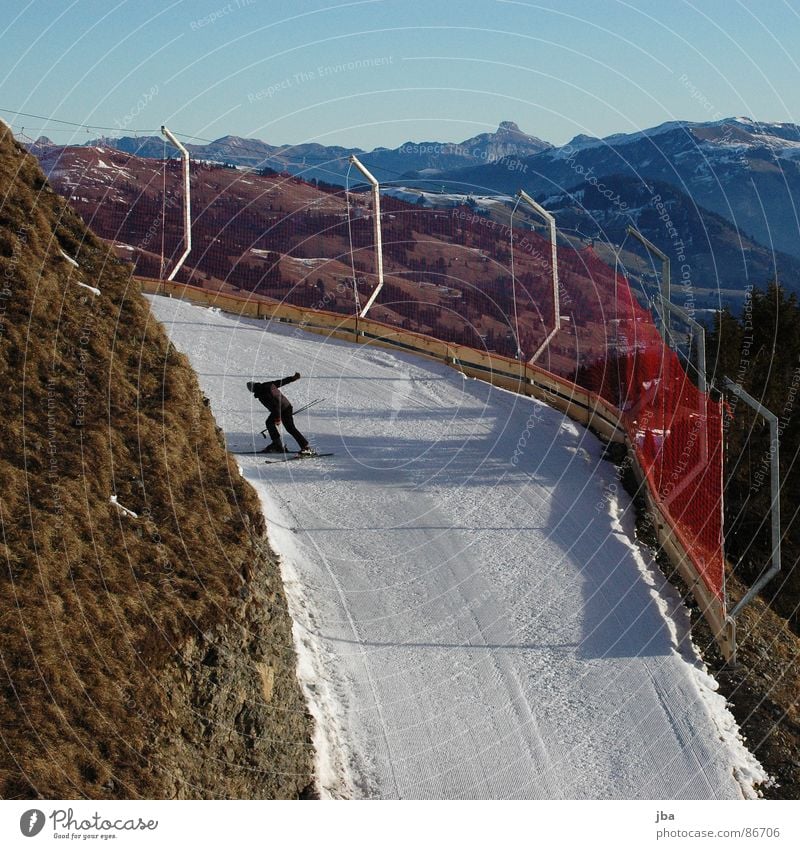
xmin=722 ymin=378 xmax=781 ymax=621
xmin=349 ymin=155 xmax=384 ymax=319
xmin=161 ymin=125 xmax=192 ymax=282
xmin=517 ymin=190 xmax=561 ymax=363
xmin=626 ymin=226 xmax=670 ymax=340
xmin=508 ymin=196 xmax=523 ymax=358
xmin=662 ymin=299 xmax=707 ymax=393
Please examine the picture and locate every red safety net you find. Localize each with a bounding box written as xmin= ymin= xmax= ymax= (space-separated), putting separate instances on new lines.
xmin=45 ymin=150 xmax=726 ymax=603
xmin=551 ymin=248 xmax=725 ymax=601
xmin=605 ymin=273 xmax=724 ymax=600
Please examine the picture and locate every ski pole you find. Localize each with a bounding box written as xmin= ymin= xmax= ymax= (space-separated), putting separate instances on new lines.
xmin=294 ymin=397 xmax=325 ymax=415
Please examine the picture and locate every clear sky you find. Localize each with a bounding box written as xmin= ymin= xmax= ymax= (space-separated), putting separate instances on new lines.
xmin=1 ymin=0 xmax=799 ymax=150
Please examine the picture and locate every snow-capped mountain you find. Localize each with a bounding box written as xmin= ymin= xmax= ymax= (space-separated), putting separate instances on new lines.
xmin=419 ymin=118 xmax=800 ymax=261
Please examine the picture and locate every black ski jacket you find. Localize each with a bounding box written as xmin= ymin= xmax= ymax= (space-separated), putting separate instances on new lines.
xmin=249 ymin=374 xmax=300 ymax=416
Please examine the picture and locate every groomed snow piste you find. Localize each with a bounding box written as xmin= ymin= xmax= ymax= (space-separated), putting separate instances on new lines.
xmin=149 ymin=296 xmax=766 ymax=800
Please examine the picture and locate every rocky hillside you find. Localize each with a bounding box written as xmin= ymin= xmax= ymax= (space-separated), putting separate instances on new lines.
xmin=0 ymin=122 xmax=314 ymax=799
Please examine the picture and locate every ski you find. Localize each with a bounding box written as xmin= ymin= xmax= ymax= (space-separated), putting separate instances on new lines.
xmin=263 ymin=452 xmax=334 ymax=464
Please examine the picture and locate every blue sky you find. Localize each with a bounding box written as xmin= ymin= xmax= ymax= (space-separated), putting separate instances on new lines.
xmin=2 ymin=0 xmax=799 ymax=149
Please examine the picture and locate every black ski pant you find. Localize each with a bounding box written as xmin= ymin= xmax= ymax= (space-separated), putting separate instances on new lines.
xmin=266 ymin=405 xmax=308 ymax=450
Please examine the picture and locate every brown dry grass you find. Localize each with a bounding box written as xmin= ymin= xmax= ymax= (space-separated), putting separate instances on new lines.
xmin=0 ymin=124 xmax=313 ymax=798
xmin=695 ymin=574 xmax=800 ymax=799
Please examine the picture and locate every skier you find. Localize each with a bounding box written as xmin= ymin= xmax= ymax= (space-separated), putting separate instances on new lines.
xmin=247 ymin=373 xmax=314 ymax=455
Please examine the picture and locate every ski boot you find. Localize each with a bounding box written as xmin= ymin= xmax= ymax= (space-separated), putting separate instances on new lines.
xmin=260 ymin=442 xmax=288 ymax=454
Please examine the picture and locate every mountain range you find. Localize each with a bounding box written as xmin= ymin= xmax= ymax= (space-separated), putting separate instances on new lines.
xmin=420 ymin=118 xmax=800 ymax=264
xmin=27 ymin=116 xmax=800 ymax=307
xmin=63 ymin=120 xmax=551 ymax=186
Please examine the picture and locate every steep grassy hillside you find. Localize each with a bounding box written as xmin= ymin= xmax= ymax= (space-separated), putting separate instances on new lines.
xmin=0 ymin=123 xmax=313 ymax=798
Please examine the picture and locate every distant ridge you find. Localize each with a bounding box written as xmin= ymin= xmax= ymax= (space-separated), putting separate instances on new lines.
xmin=76 ymin=120 xmax=552 ymax=184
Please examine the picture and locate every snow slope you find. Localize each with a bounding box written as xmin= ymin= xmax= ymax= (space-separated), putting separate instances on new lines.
xmin=149 ymin=296 xmax=766 ymax=800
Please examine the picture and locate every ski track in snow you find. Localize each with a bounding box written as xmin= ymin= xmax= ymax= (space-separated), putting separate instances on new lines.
xmin=149 ymin=296 xmax=767 ymax=800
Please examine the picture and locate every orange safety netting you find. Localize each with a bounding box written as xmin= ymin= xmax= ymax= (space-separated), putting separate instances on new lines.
xmin=567 ymin=257 xmax=725 ymax=602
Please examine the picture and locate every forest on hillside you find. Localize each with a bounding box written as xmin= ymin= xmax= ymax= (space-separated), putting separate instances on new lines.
xmin=708 ymin=284 xmax=800 ymax=631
